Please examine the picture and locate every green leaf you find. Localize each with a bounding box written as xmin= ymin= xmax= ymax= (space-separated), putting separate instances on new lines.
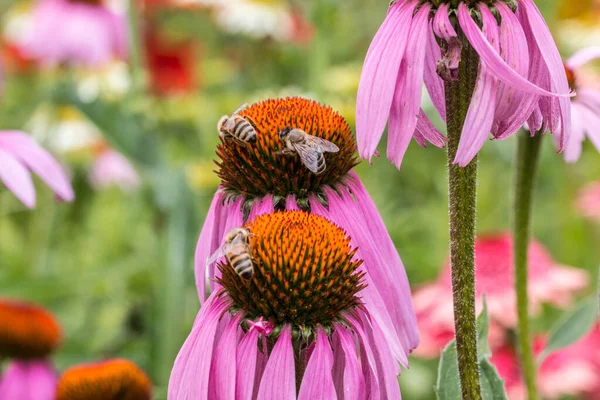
xmin=435 ymin=298 xmax=508 ymax=400
xmin=538 ymin=297 xmax=597 ymax=363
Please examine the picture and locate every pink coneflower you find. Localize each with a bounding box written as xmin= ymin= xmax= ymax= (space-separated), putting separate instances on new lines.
xmin=563 ymin=47 xmax=600 ymax=162
xmin=412 ymin=233 xmax=587 ymax=358
xmin=576 ymin=181 xmax=600 ymax=221
xmin=491 ymin=326 xmax=600 ymax=400
xmin=56 ymin=359 xmax=152 ymax=400
xmin=195 ymin=97 xmax=419 ymax=361
xmin=357 ymin=0 xmax=572 ymax=168
xmin=171 ymin=211 xmax=406 ymax=400
xmin=88 ymin=147 xmax=140 ymax=192
xmin=0 ymin=299 xmax=62 ymax=400
xmin=0 ymin=131 xmax=74 ymax=208
xmin=21 ymin=0 xmax=128 ymax=67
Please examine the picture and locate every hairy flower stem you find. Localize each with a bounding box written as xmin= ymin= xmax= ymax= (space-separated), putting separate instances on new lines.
xmin=513 ymin=131 xmax=543 ymax=400
xmin=445 ymin=38 xmax=482 ymax=400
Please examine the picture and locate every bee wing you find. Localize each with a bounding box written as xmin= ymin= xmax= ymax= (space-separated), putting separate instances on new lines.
xmin=304 ymin=135 xmax=340 ymax=153
xmin=292 ymin=141 xmax=323 ymax=174
xmin=206 ymin=245 xmax=227 ymax=270
xmin=233 ymin=103 xmax=249 ymax=115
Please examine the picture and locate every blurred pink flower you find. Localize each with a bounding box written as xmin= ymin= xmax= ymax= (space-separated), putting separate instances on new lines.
xmin=413 ymin=233 xmax=588 ymax=358
xmin=0 ymin=131 xmax=74 ymax=208
xmin=563 ymin=47 xmax=600 ymax=162
xmin=356 ymin=0 xmax=571 ymax=169
xmin=491 ymin=326 xmax=600 ymax=400
xmin=88 ymin=149 xmax=140 ymax=192
xmin=0 ymin=361 xmax=57 ymax=400
xmin=171 ymin=211 xmax=406 ymax=400
xmin=576 ymin=181 xmax=600 ymax=221
xmin=21 ymin=0 xmax=128 ymax=67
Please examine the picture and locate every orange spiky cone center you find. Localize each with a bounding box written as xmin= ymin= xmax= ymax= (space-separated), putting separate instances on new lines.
xmin=216 ymin=97 xmax=358 ymax=213
xmin=56 ymin=359 xmax=152 ymax=400
xmin=218 ymin=211 xmax=366 ymax=331
xmin=0 ymin=300 xmax=62 ymax=359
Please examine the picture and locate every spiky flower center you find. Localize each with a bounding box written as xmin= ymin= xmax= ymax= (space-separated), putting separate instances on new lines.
xmin=216 ymin=98 xmax=358 ymax=211
xmin=0 ymin=300 xmax=62 ymax=359
xmin=68 ymin=0 xmax=104 ymax=5
xmin=218 ymin=211 xmax=365 ymax=333
xmin=56 ymin=359 xmax=152 ymax=400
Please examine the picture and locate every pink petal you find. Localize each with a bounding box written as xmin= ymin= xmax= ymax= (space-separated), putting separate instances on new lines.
xmin=345 ymin=314 xmax=381 ymax=399
xmin=285 ymin=195 xmax=299 ymax=210
xmin=298 ymin=328 xmax=336 ymax=400
xmin=333 ymin=325 xmax=366 ymax=400
xmin=0 ymin=131 xmax=73 ymax=202
xmin=566 ymin=46 xmax=600 ymax=69
xmin=415 ymin=109 xmax=447 ymax=148
xmin=168 ymin=293 xmax=229 ymax=400
xmin=256 ymin=326 xmax=295 ymax=400
xmin=387 ymin=3 xmax=431 ymax=168
xmin=432 ymin=3 xmax=461 ymax=82
xmin=454 ymin=6 xmax=500 ymax=167
xmin=424 ymin=21 xmax=446 ymax=120
xmin=519 ymin=0 xmax=572 ymax=148
xmin=194 ymin=191 xmax=225 ymax=301
xmin=211 ymin=197 xmax=244 ymax=287
xmin=563 ymin=104 xmax=585 ymax=163
xmin=248 ymin=194 xmax=274 ymax=221
xmin=210 ymin=313 xmax=243 ymax=400
xmin=236 ymin=325 xmax=261 ymax=400
xmin=458 ymin=3 xmax=571 ymax=99
xmin=0 ymin=361 xmax=57 ymax=400
xmin=356 ymin=1 xmax=417 ymax=162
xmin=0 ymin=149 xmax=35 ymax=208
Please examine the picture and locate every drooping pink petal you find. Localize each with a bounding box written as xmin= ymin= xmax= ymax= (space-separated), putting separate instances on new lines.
xmin=168 ymin=293 xmax=229 ymax=400
xmin=211 ymin=197 xmax=244 ymax=288
xmin=356 ymin=1 xmax=417 ymax=162
xmin=0 ymin=361 xmax=57 ymax=400
xmin=332 ymin=326 xmax=365 ymax=400
xmin=0 ymin=132 xmax=74 ymax=202
xmin=563 ymin=103 xmax=585 ymax=163
xmin=0 ymin=149 xmax=36 ymax=208
xmin=209 ymin=313 xmax=243 ymax=400
xmin=432 ymin=3 xmax=461 ymax=83
xmin=566 ymin=47 xmax=600 ymax=69
xmin=345 ymin=314 xmax=381 ymax=399
xmin=387 ymin=3 xmax=431 ymax=168
xmin=415 ymin=110 xmax=447 ymax=148
xmin=519 ymin=0 xmax=572 ymax=148
xmin=298 ymin=328 xmax=336 ymax=400
xmin=458 ymin=3 xmax=571 ymax=99
xmin=194 ymin=191 xmax=225 ymax=301
xmin=235 ymin=325 xmax=261 ymax=400
xmin=577 ymin=103 xmax=600 ymax=152
xmin=454 ymin=6 xmax=500 ymax=167
xmin=424 ymin=21 xmax=446 ymax=120
xmin=256 ymin=325 xmax=295 ymax=400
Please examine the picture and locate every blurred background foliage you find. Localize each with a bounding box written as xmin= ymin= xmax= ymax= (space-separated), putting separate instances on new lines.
xmin=0 ymin=0 xmax=598 ymax=398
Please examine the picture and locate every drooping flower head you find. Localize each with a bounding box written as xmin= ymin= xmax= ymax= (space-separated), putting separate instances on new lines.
xmin=197 ymin=97 xmax=419 ymax=359
xmin=412 ymin=233 xmax=588 ymax=358
xmin=0 ymin=299 xmax=62 ymax=400
xmin=56 ymin=359 xmax=152 ymax=400
xmin=0 ymin=131 xmax=74 ymax=208
xmin=20 ymin=0 xmax=128 ymax=67
xmin=171 ymin=211 xmax=405 ymax=400
xmin=491 ymin=326 xmax=600 ymax=400
xmin=357 ymin=0 xmax=572 ymax=168
xmin=562 ymin=47 xmax=600 ymax=162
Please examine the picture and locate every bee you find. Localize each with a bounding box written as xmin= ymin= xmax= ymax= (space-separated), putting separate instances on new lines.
xmin=206 ymin=227 xmax=255 ymax=280
xmin=278 ymin=127 xmax=340 ymax=175
xmin=218 ymin=104 xmax=259 ymax=145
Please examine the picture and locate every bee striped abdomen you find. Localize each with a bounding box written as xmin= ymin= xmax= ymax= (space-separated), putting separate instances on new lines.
xmin=229 ymin=252 xmax=254 ymax=280
xmin=233 ymin=118 xmax=257 ymax=143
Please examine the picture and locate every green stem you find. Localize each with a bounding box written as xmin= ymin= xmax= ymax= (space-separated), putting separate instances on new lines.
xmin=445 ymin=38 xmax=482 ymax=400
xmin=513 ymin=131 xmax=543 ymax=400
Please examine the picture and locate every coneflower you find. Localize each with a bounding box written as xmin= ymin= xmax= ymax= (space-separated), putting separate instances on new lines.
xmin=356 ymin=0 xmax=572 ymax=168
xmin=55 ymin=359 xmax=152 ymax=400
xmin=0 ymin=299 xmax=62 ymax=400
xmin=171 ymin=211 xmax=405 ymax=400
xmin=196 ymin=97 xmax=419 ymax=361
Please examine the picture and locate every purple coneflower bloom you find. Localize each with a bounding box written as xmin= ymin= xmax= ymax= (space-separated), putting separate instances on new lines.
xmin=88 ymin=148 xmax=141 ymax=192
xmin=21 ymin=0 xmax=128 ymax=67
xmin=562 ymin=47 xmax=600 ymax=162
xmin=171 ymin=211 xmax=405 ymax=400
xmin=0 ymin=131 xmax=73 ymax=208
xmin=0 ymin=299 xmax=62 ymax=400
xmin=357 ymin=0 xmax=572 ymax=168
xmin=194 ymin=97 xmax=419 ymax=362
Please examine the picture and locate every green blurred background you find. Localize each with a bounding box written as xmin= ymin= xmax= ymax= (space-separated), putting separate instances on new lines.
xmin=0 ymin=0 xmax=598 ymax=398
